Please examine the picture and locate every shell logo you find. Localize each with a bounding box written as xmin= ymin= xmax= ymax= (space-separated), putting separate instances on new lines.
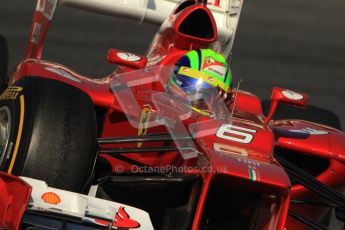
xmin=41 ymin=192 xmax=61 ymax=205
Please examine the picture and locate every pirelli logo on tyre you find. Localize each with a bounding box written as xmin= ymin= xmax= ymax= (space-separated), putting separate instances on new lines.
xmin=0 ymin=86 xmax=23 ymax=100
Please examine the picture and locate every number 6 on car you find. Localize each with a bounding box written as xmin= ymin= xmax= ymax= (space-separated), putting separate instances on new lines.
xmin=216 ymin=124 xmax=257 ymax=144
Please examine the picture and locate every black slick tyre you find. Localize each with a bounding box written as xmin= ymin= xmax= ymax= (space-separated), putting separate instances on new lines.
xmin=0 ymin=77 xmax=97 ymax=192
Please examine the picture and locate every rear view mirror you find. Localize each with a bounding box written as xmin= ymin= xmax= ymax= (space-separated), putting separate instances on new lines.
xmin=107 ymin=48 xmax=147 ymax=69
xmin=264 ymin=87 xmax=308 ymax=124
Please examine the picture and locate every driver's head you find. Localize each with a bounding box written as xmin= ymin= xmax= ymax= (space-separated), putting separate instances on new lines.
xmin=166 ymin=49 xmax=232 ymax=112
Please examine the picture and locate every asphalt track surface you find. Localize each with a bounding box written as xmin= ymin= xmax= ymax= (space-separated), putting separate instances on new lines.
xmin=1 ymin=0 xmax=344 ymax=229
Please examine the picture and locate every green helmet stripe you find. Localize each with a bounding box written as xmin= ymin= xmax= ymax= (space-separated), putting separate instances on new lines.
xmin=172 ymin=49 xmax=232 ymax=94
xmin=185 ymin=50 xmax=199 ymax=70
xmin=199 ymin=49 xmax=232 ymax=92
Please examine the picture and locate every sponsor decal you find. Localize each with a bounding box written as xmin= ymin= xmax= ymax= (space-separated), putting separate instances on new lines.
xmin=214 ymin=143 xmax=248 ymax=157
xmin=0 ymin=86 xmax=23 ymax=100
xmin=113 ymin=206 xmax=140 ymax=229
xmin=43 ymin=0 xmax=56 ymax=20
xmin=237 ymin=157 xmax=261 ymax=167
xmin=282 ymin=90 xmax=304 ymax=100
xmin=289 ymin=127 xmax=328 ymax=135
xmin=41 ymin=192 xmax=61 ymax=205
xmin=45 ymin=67 xmax=82 ymax=83
xmin=36 ymin=0 xmax=56 ymax=19
xmin=86 ymin=207 xmax=141 ymax=229
xmin=202 ymin=57 xmax=226 ymax=78
xmin=31 ymin=23 xmax=42 ymax=44
xmin=117 ymin=52 xmax=141 ymax=62
xmin=237 ymin=158 xmax=260 ymax=182
xmin=205 ymin=56 xmax=215 ymax=64
xmin=208 ymin=66 xmax=225 ymax=77
xmin=36 ymin=0 xmax=45 ymax=12
xmin=93 ymin=219 xmax=110 ymax=226
xmin=248 ymin=168 xmax=258 ymax=182
xmin=137 ymin=105 xmax=152 ymax=147
xmin=208 ymin=0 xmax=221 ymax=7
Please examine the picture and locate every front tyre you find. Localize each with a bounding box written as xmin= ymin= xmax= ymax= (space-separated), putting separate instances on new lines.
xmin=0 ymin=77 xmax=97 ymax=192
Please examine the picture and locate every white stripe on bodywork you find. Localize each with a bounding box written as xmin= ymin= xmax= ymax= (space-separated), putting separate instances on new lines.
xmin=45 ymin=67 xmax=82 ymax=83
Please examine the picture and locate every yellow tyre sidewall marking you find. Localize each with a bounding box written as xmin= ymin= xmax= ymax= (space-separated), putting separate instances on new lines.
xmin=8 ymin=95 xmax=25 ymax=174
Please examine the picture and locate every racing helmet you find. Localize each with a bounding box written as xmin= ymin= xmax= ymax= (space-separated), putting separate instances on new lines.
xmin=166 ymin=49 xmax=232 ymax=114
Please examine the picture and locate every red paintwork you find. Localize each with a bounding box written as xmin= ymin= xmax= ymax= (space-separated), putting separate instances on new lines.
xmin=88 ymin=206 xmax=140 ymax=229
xmin=271 ymin=87 xmax=308 ymax=107
xmin=265 ymin=87 xmax=308 ymax=124
xmin=275 ymin=120 xmax=345 ymax=163
xmin=26 ymin=0 xmax=52 ymax=59
xmin=113 ymin=206 xmax=140 ymax=229
xmin=4 ymin=0 xmax=345 ymax=229
xmin=0 ymin=172 xmax=32 ymax=230
xmin=107 ymin=49 xmax=147 ymax=70
xmin=273 ymin=120 xmax=345 ymax=229
xmin=235 ymin=90 xmax=263 ymax=115
xmin=11 ymin=59 xmax=114 ymax=108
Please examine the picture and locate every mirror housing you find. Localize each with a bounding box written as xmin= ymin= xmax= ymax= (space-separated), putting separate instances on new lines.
xmin=107 ymin=48 xmax=147 ymax=69
xmin=264 ymin=87 xmax=308 ymax=124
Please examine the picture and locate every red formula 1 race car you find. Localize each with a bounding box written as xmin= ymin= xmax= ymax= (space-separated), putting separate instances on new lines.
xmin=0 ymin=0 xmax=344 ymax=229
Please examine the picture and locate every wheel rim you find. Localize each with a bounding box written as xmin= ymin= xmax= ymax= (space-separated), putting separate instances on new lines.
xmin=0 ymin=106 xmax=11 ymax=165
